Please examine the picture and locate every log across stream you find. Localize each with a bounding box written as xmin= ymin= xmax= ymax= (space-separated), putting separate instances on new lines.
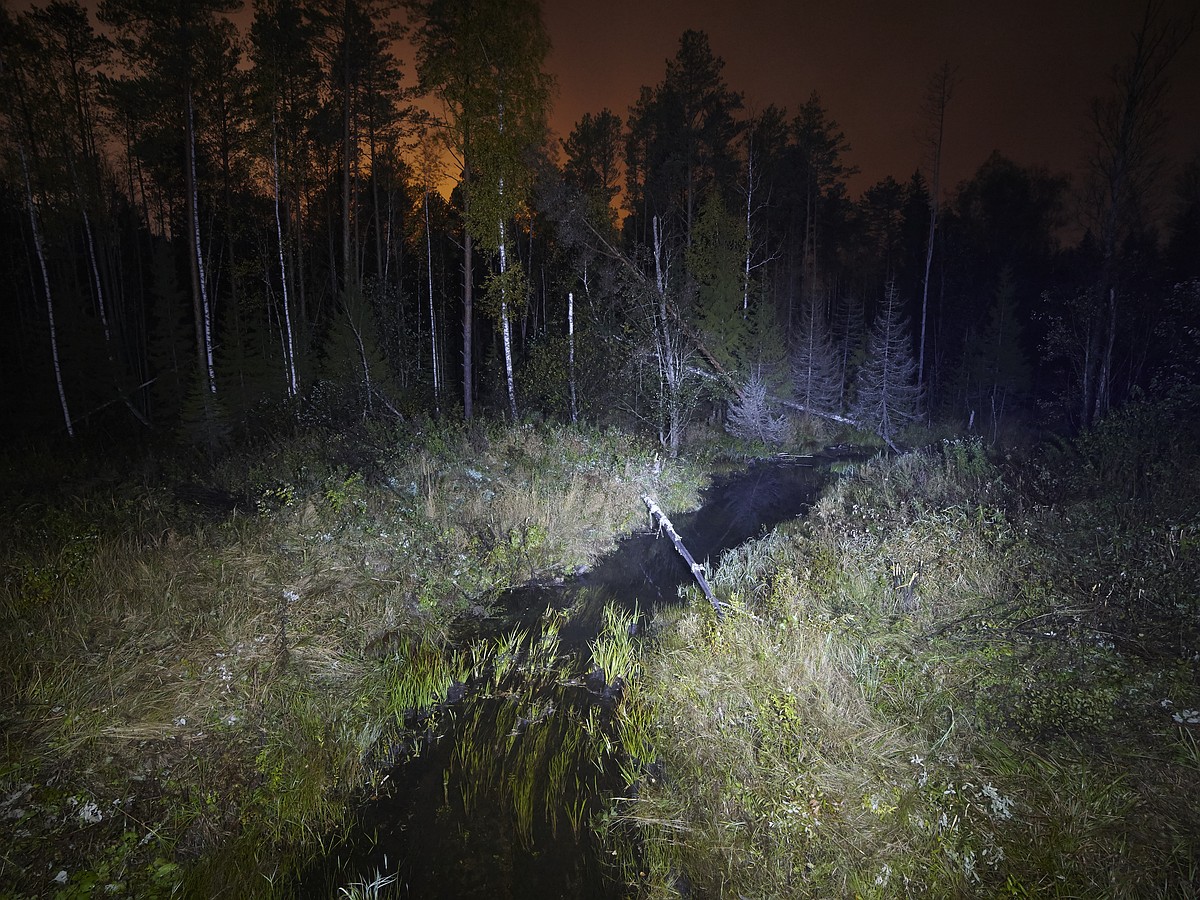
xmin=301 ymin=456 xmax=839 ymax=898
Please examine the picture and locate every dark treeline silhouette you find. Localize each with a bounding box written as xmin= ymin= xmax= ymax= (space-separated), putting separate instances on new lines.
xmin=1 ymin=0 xmax=1196 ymax=450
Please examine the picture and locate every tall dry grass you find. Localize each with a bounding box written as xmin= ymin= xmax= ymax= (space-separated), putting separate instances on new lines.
xmin=0 ymin=421 xmax=705 ymax=895
xmin=606 ymin=439 xmax=1200 ymax=897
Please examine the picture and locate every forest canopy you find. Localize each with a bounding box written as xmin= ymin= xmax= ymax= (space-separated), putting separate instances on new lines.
xmin=1 ymin=0 xmax=1197 ymax=450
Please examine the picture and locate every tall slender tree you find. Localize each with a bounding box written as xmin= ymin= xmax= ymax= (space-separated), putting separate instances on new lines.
xmin=917 ymin=62 xmax=957 ymax=402
xmin=0 ymin=16 xmax=74 ymax=435
xmin=100 ymin=0 xmax=240 ymax=398
xmin=407 ymin=0 xmax=551 ymax=421
xmin=1077 ymin=0 xmax=1192 ymax=426
xmin=251 ymin=0 xmax=323 ymax=396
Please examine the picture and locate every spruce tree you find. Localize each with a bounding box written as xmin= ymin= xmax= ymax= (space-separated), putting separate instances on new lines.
xmin=689 ymin=192 xmax=750 ymax=375
xmin=726 ymin=368 xmax=788 ymax=445
xmin=852 ymin=283 xmax=921 ymax=445
xmin=791 ymin=290 xmax=840 ymax=416
xmin=969 ymin=268 xmax=1030 ymax=442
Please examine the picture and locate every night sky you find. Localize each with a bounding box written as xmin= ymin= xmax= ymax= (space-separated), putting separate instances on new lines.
xmin=47 ymin=0 xmax=1200 ymax=200
xmin=540 ymin=0 xmax=1200 ymax=199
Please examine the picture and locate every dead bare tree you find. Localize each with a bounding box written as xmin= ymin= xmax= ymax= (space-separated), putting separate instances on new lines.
xmin=917 ymin=61 xmax=958 ymax=405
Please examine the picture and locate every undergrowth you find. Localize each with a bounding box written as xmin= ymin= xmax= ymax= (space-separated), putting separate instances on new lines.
xmin=0 ymin=419 xmax=703 ymax=897
xmin=606 ymin=425 xmax=1200 ymax=897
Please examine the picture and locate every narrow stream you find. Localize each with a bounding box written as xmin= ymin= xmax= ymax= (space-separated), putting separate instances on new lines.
xmin=302 ymin=456 xmax=836 ymax=898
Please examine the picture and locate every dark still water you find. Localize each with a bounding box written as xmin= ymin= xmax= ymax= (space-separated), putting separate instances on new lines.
xmin=302 ymin=457 xmax=832 ymax=899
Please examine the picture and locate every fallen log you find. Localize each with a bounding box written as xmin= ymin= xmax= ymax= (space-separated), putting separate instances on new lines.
xmin=642 ymin=496 xmax=723 ymax=620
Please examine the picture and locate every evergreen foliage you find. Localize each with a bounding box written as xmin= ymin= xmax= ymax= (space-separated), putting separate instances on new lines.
xmin=689 ymin=192 xmax=751 ymax=375
xmin=320 ymin=285 xmax=394 ymax=418
xmin=562 ymin=108 xmax=623 ymax=229
xmin=0 ymin=0 xmax=1191 ymax=443
xmin=726 ymin=367 xmax=788 ymax=445
xmin=967 ymin=268 xmax=1031 ymax=440
xmin=791 ymin=290 xmax=841 ymax=415
xmin=624 ymin=29 xmax=742 ymax=247
xmin=852 ymin=283 xmax=921 ymax=443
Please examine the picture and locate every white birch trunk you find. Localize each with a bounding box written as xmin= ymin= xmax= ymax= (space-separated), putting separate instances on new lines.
xmin=188 ymin=95 xmax=216 ymax=394
xmin=272 ymin=121 xmax=298 ymax=397
xmin=499 ymin=216 xmax=517 ymax=422
xmin=17 ymin=138 xmax=73 ymax=437
xmin=568 ymin=290 xmax=578 ymax=423
xmin=653 ymin=216 xmax=682 ymax=455
xmin=66 ymin=143 xmax=111 ymax=348
xmin=919 ymin=64 xmax=953 ymax=403
xmin=743 ymin=144 xmax=753 ymax=314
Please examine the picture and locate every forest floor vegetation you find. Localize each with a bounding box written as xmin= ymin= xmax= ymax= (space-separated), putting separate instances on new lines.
xmin=0 ymin=419 xmax=706 ymax=897
xmin=603 ymin=401 xmax=1200 ymax=896
xmin=5 ymin=401 xmax=1198 ymax=897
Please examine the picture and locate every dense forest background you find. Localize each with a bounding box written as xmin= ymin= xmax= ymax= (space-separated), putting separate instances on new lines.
xmin=2 ymin=0 xmax=1197 ymax=452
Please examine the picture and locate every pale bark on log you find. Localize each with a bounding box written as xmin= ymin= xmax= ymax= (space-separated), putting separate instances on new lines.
xmin=643 ymin=496 xmax=722 ymax=620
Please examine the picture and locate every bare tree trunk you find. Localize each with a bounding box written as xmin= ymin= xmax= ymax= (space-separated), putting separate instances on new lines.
xmin=341 ymin=23 xmax=353 ymax=293
xmin=16 ymin=131 xmax=73 ymax=436
xmin=186 ymin=92 xmax=216 ymax=394
xmin=743 ymin=141 xmax=754 ymax=314
xmin=370 ymin=122 xmax=384 ymax=286
xmin=643 ymin=496 xmax=722 ymax=619
xmin=425 ymin=188 xmax=440 ymax=414
xmin=463 ymin=215 xmax=474 ymax=421
xmin=346 ymin=302 xmax=373 ymax=417
xmin=919 ymin=62 xmax=955 ymax=404
xmin=499 ymin=214 xmax=518 ymax=422
xmin=653 ymin=216 xmax=683 ymax=455
xmin=272 ymin=120 xmax=298 ymax=397
xmin=568 ymin=290 xmax=578 ymax=423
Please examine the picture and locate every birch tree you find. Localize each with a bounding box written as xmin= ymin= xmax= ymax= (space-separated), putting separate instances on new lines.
xmin=251 ymin=0 xmax=322 ymax=397
xmin=100 ymin=0 xmax=238 ymax=398
xmin=0 ymin=21 xmax=74 ymax=436
xmin=408 ymin=0 xmax=551 ymax=422
xmin=416 ymin=129 xmax=443 ymax=412
xmin=27 ymin=2 xmax=122 ymax=377
xmin=651 ymin=215 xmax=692 ymax=455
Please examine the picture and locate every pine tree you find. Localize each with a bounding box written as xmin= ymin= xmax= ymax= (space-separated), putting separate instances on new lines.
xmin=852 ymin=283 xmax=921 ymax=445
xmin=624 ymin=30 xmax=742 ymax=249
